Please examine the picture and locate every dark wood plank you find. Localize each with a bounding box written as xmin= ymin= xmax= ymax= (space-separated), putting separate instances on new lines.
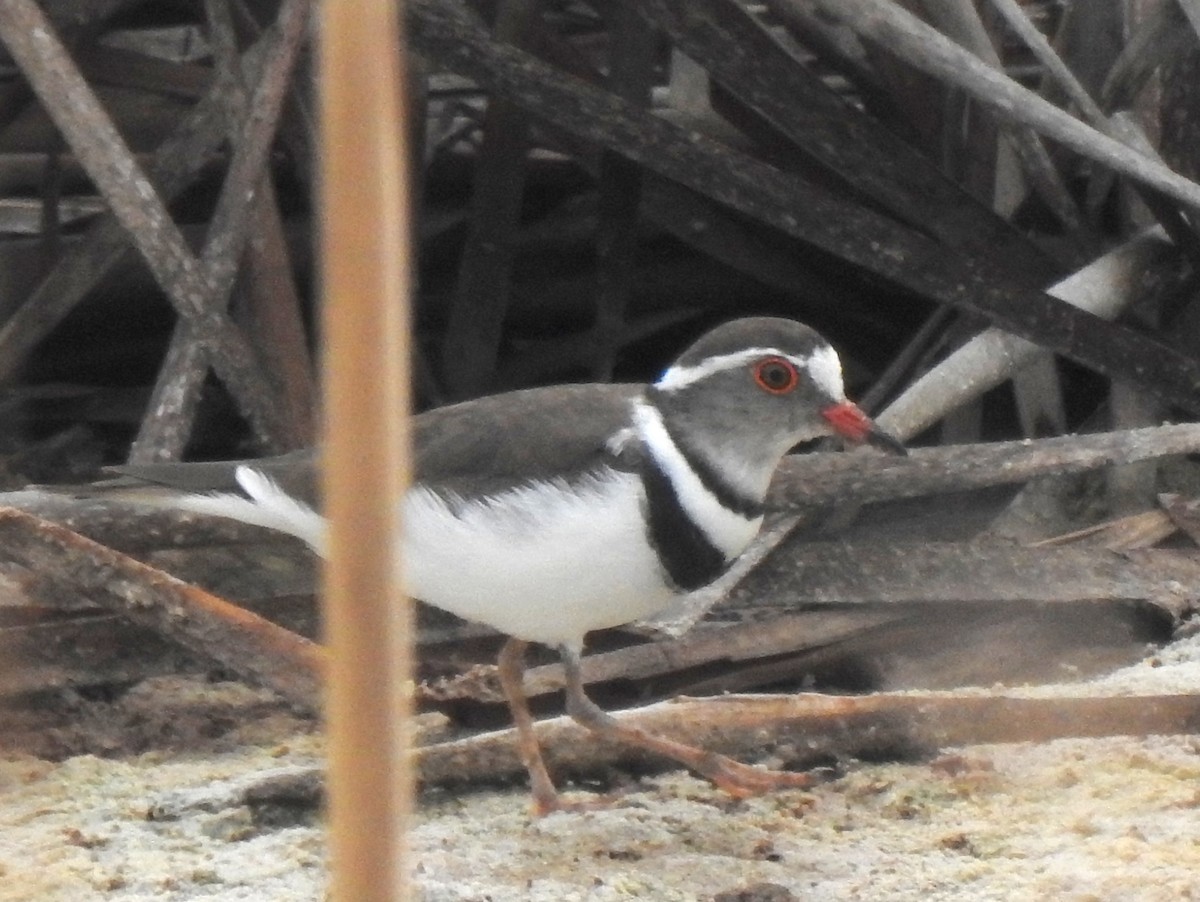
xmin=0 ymin=0 xmax=291 ymax=449
xmin=408 ymin=0 xmax=1200 ymax=413
xmin=729 ymin=541 xmax=1200 ymax=612
xmin=439 ymin=0 xmax=541 ymax=399
xmin=639 ymin=0 xmax=1060 ymax=280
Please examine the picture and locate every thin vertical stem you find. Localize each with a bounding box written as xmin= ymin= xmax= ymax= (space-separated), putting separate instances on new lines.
xmin=319 ymin=0 xmax=413 ymax=899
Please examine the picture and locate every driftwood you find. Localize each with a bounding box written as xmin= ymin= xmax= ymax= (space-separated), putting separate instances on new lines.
xmin=417 ymin=690 xmax=1200 ymax=787
xmin=989 ymin=0 xmax=1199 ymax=261
xmin=0 ymin=27 xmax=278 ymax=386
xmin=0 ymin=507 xmax=324 ymax=711
xmin=421 ymin=607 xmax=902 ymax=704
xmin=0 ymin=0 xmax=293 ymax=452
xmin=1 ymin=423 xmax=1198 ymax=706
xmin=439 ymin=0 xmax=541 ymax=400
xmin=408 ymin=0 xmax=1200 ymax=413
xmin=776 ymin=0 xmax=1200 ymax=213
xmin=877 ymin=230 xmax=1179 ymax=440
xmin=638 ymin=0 xmax=1059 ymax=275
xmin=129 ymin=0 xmax=313 ymax=460
xmin=729 ymin=542 xmax=1200 ymax=612
xmin=133 ymin=688 xmax=1200 ymax=806
xmin=12 ymin=534 xmax=1187 ymax=702
xmin=767 ymin=422 xmax=1200 ymax=509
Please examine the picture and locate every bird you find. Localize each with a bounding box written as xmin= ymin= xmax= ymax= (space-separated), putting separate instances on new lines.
xmin=106 ymin=317 xmax=904 ymax=813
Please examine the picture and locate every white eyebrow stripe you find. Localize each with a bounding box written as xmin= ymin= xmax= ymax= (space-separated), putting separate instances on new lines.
xmin=655 ymin=345 xmax=845 ymax=398
xmin=804 ymin=344 xmax=846 ymax=399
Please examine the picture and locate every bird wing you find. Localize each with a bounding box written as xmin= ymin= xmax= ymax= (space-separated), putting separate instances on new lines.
xmin=413 ymin=383 xmax=644 ymax=496
xmin=105 ymin=384 xmax=645 ymax=507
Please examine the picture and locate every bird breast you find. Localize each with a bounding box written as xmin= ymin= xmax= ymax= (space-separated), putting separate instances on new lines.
xmin=402 ymin=469 xmax=677 ymax=647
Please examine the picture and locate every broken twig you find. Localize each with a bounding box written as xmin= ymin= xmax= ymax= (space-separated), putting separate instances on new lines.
xmin=0 ymin=507 xmax=324 ymax=711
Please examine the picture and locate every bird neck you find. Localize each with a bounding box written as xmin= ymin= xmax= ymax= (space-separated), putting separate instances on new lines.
xmin=631 ymin=398 xmax=766 ymax=592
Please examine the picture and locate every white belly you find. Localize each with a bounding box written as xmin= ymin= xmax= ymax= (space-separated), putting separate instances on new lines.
xmin=402 ymin=471 xmax=676 ymax=648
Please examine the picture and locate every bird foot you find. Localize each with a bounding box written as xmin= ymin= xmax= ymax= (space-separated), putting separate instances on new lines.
xmin=701 ymin=752 xmax=821 ymax=799
xmin=530 ymin=788 xmax=627 ymax=817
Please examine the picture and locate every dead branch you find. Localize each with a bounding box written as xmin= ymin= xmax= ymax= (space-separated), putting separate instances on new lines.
xmin=0 ymin=0 xmax=290 ymax=450
xmin=639 ymin=0 xmax=1061 ymax=271
xmin=422 ymin=607 xmax=901 ymax=703
xmin=130 ymin=0 xmax=313 ymax=460
xmin=417 ymin=690 xmax=1200 ymax=786
xmin=2 ymin=421 xmax=1197 ymax=552
xmin=0 ymin=29 xmax=277 ymax=387
xmin=1102 ymin=3 xmax=1187 ymax=112
xmin=877 ymin=229 xmax=1178 ymax=440
xmin=774 ymin=0 xmax=1200 ymax=213
xmin=439 ymin=0 xmax=540 ymax=399
xmin=408 ymin=0 xmax=1200 ymax=412
xmin=984 ymin=0 xmax=1200 ymax=262
xmin=0 ymin=507 xmax=324 ymax=711
xmin=425 ymin=538 xmax=1197 ymax=703
xmin=141 ymin=688 xmax=1200 ymax=804
xmin=768 ymin=422 xmax=1200 ymax=509
xmin=930 ymin=0 xmax=1080 ymax=229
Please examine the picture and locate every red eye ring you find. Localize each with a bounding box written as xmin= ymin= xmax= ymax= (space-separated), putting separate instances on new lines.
xmin=753 ymin=356 xmax=799 ymax=394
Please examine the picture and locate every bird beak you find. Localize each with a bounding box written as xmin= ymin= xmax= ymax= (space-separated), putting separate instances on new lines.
xmin=821 ymin=401 xmax=907 ymax=456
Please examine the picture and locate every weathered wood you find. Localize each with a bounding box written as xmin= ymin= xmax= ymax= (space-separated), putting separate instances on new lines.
xmin=439 ymin=0 xmax=541 ymax=399
xmin=922 ymin=0 xmax=1078 ymax=230
xmin=417 ymin=690 xmax=1200 ymax=786
xmin=877 ymin=230 xmax=1180 ymax=439
xmin=0 ymin=507 xmax=324 ymax=711
xmin=0 ymin=1 xmax=290 ymax=448
xmin=130 ymin=0 xmax=312 ymax=460
xmin=727 ymin=541 xmax=1200 ymax=613
xmin=641 ymin=0 xmax=1060 ymax=277
xmin=3 ymin=422 xmax=1198 ymax=550
xmin=0 ymin=2 xmax=292 ymax=446
xmin=408 ymin=0 xmax=1200 ymax=413
xmin=776 ymin=0 xmax=1200 ymax=213
xmin=589 ymin=0 xmax=655 ymax=380
xmin=0 ymin=613 xmax=192 ymax=696
xmin=140 ymin=687 xmax=1200 ymax=804
xmin=428 ymin=540 xmax=1191 ymax=703
xmin=987 ymin=0 xmax=1200 ymax=263
xmin=1102 ymin=2 xmax=1187 ymax=112
xmin=422 ymin=608 xmax=902 ymax=703
xmin=0 ymin=31 xmax=278 ymax=387
xmin=767 ymin=422 xmax=1200 ymax=509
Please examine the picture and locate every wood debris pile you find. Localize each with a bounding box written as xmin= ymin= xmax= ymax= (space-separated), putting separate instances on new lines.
xmin=0 ymin=0 xmax=1197 ymax=794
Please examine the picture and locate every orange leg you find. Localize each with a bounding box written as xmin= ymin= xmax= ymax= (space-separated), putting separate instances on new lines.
xmin=496 ymin=637 xmax=563 ymax=815
xmin=559 ymin=644 xmax=815 ymax=798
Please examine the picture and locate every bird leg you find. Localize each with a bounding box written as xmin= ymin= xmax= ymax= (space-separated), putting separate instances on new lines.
xmin=496 ymin=637 xmax=563 ymax=815
xmin=559 ymin=644 xmax=816 ymax=798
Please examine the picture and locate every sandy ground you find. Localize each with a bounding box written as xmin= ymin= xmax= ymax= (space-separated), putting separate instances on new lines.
xmin=4 ymin=636 xmax=1200 ymax=901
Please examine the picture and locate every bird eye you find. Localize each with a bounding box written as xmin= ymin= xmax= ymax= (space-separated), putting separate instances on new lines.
xmin=753 ymin=357 xmax=799 ymax=394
